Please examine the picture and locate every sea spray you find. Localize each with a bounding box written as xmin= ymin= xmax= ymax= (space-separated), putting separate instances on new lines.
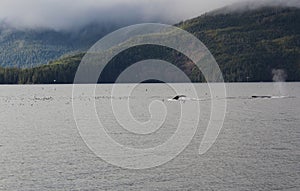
xmin=272 ymin=69 xmax=287 ymax=96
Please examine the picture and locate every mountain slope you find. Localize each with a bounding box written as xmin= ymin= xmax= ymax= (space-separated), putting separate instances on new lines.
xmin=177 ymin=6 xmax=300 ymax=81
xmin=0 ymin=22 xmax=121 ymax=68
xmin=0 ymin=6 xmax=299 ymax=83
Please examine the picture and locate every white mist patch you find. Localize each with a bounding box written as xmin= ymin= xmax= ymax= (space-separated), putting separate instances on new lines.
xmin=213 ymin=0 xmax=300 ymax=15
xmin=0 ymin=0 xmax=279 ymax=30
xmin=272 ymin=69 xmax=288 ymax=97
xmin=272 ymin=69 xmax=287 ymax=82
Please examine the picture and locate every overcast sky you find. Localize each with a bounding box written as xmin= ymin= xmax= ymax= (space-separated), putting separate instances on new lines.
xmin=0 ymin=0 xmax=298 ymax=30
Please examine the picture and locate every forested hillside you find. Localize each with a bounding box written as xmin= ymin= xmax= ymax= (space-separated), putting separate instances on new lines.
xmin=0 ymin=22 xmax=120 ymax=67
xmin=0 ymin=54 xmax=82 ymax=84
xmin=177 ymin=6 xmax=300 ymax=81
xmin=0 ymin=6 xmax=299 ymax=83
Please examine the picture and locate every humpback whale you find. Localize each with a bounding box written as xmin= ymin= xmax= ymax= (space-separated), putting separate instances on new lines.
xmin=251 ymin=95 xmax=272 ymax=99
xmin=172 ymin=95 xmax=187 ymax=100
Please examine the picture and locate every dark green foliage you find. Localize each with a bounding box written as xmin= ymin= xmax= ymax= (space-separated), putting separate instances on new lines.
xmin=0 ymin=23 xmax=119 ymax=68
xmin=177 ymin=7 xmax=300 ymax=82
xmin=0 ymin=54 xmax=83 ymax=84
xmin=0 ymin=6 xmax=299 ymax=84
xmin=99 ymin=45 xmax=200 ymax=83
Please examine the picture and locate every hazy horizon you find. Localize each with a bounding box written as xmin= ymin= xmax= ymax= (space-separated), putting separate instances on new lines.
xmin=0 ymin=0 xmax=299 ymax=31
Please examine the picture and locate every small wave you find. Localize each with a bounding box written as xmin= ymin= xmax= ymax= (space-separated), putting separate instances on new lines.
xmin=167 ymin=96 xmax=209 ymax=102
xmin=170 ymin=95 xmax=295 ymax=102
xmin=271 ymin=147 xmax=290 ymax=151
xmin=33 ymin=96 xmax=53 ymax=101
xmin=224 ymin=95 xmax=295 ymax=100
xmin=251 ymin=95 xmax=294 ymax=99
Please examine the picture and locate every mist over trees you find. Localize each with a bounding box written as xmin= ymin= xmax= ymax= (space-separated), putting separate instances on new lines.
xmin=0 ymin=6 xmax=299 ymax=84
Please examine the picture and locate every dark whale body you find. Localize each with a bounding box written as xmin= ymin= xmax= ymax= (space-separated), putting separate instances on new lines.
xmin=172 ymin=95 xmax=187 ymax=100
xmin=251 ymin=95 xmax=272 ymax=99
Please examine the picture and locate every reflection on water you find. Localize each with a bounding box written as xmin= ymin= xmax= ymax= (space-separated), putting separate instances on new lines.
xmin=0 ymin=83 xmax=299 ymax=190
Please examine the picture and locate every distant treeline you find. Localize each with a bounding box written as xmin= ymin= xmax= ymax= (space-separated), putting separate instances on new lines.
xmin=0 ymin=54 xmax=82 ymax=84
xmin=0 ymin=46 xmax=205 ymax=84
xmin=0 ymin=7 xmax=299 ymax=84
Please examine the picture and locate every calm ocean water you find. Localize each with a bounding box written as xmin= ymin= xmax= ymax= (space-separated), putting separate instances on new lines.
xmin=0 ymin=83 xmax=299 ymax=190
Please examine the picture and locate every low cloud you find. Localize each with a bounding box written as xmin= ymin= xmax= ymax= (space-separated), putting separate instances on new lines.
xmin=0 ymin=0 xmax=299 ymax=31
xmin=0 ymin=0 xmax=239 ymax=30
xmin=214 ymin=0 xmax=300 ymax=14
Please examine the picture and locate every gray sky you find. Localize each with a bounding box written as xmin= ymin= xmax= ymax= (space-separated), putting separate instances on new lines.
xmin=0 ymin=0 xmax=298 ymax=30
